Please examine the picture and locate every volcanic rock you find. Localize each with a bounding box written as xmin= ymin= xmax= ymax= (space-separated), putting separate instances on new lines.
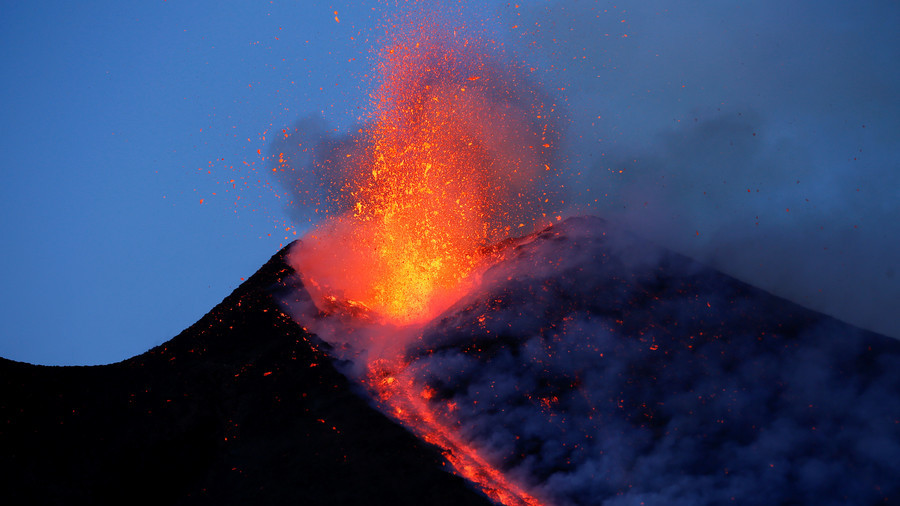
xmin=391 ymin=216 xmax=900 ymax=505
xmin=0 ymin=244 xmax=492 ymax=506
xmin=4 ymin=216 xmax=899 ymax=506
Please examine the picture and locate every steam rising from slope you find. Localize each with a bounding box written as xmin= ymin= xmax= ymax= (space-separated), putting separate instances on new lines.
xmin=281 ymin=216 xmax=900 ymax=504
xmin=381 ymin=217 xmax=900 ymax=505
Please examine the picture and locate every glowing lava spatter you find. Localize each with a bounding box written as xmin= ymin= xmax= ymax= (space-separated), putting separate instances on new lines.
xmin=293 ymin=18 xmax=558 ymax=325
xmin=369 ymin=357 xmax=544 ymax=506
xmin=349 ymin=37 xmax=492 ymax=322
xmin=289 ymin=14 xmax=558 ymax=506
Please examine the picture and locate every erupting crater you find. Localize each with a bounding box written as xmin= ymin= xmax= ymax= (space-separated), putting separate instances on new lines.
xmin=289 ymin=17 xmax=560 ymax=325
xmin=272 ymin=16 xmax=900 ymax=501
xmin=284 ymin=15 xmax=561 ymax=506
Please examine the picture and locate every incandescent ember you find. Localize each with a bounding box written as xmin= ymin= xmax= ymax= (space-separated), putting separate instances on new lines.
xmin=290 ymin=15 xmax=561 ymax=325
xmin=285 ymin=13 xmax=562 ymax=506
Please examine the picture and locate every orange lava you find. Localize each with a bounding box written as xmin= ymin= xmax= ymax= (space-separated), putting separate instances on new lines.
xmin=293 ymin=18 xmax=557 ymax=325
xmin=290 ymin=14 xmax=558 ymax=506
xmin=369 ymin=358 xmax=544 ymax=506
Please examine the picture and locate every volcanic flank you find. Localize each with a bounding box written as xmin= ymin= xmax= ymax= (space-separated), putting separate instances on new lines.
xmin=5 ymin=8 xmax=898 ymax=506
xmin=282 ymin=216 xmax=900 ymax=506
xmin=0 ymin=245 xmax=492 ymax=506
xmin=4 ymin=217 xmax=899 ymax=505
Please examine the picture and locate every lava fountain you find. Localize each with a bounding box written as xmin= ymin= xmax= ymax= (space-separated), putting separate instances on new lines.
xmin=289 ymin=18 xmax=560 ymax=325
xmin=284 ymin=13 xmax=561 ymax=506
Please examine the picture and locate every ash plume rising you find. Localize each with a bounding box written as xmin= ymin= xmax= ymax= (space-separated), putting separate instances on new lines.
xmin=268 ymin=16 xmax=563 ymax=234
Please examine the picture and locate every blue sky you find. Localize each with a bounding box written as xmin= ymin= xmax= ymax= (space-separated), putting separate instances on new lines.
xmin=2 ymin=0 xmax=897 ymax=365
xmin=0 ymin=1 xmax=377 ymax=364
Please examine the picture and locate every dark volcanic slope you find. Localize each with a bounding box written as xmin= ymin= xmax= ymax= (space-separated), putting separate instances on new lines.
xmin=401 ymin=216 xmax=900 ymax=505
xmin=0 ymin=244 xmax=492 ymax=506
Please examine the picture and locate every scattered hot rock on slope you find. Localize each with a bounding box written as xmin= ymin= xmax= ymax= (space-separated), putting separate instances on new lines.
xmin=3 ymin=216 xmax=898 ymax=505
xmin=0 ymin=244 xmax=492 ymax=506
xmin=285 ymin=216 xmax=900 ymax=506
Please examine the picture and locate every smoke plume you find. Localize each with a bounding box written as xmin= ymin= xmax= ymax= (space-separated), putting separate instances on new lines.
xmin=502 ymin=0 xmax=900 ymax=339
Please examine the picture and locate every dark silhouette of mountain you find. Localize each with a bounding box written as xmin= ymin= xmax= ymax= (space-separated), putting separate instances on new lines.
xmin=3 ymin=216 xmax=899 ymax=505
xmin=0 ymin=244 xmax=493 ymax=506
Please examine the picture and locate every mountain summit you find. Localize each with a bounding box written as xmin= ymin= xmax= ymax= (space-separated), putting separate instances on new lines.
xmin=3 ymin=216 xmax=899 ymax=505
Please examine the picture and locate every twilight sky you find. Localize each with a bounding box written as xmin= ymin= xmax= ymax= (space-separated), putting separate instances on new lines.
xmin=1 ymin=0 xmax=897 ymax=365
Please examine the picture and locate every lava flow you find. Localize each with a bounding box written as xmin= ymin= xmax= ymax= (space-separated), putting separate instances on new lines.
xmin=286 ymin=14 xmax=559 ymax=506
xmin=369 ymin=356 xmax=543 ymax=506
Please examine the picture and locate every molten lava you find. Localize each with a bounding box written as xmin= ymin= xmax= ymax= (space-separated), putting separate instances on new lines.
xmin=287 ymin=14 xmax=559 ymax=506
xmin=292 ymin=19 xmax=558 ymax=325
xmin=369 ymin=357 xmax=544 ymax=506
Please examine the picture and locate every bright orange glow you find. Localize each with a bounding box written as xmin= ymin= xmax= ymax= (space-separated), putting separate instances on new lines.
xmin=294 ymin=20 xmax=557 ymax=324
xmin=369 ymin=358 xmax=544 ymax=506
xmin=289 ymin=15 xmax=558 ymax=506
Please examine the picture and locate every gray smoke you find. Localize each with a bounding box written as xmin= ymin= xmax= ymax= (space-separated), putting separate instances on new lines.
xmin=499 ymin=0 xmax=900 ymax=339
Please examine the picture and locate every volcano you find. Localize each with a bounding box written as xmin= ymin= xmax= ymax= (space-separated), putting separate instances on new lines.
xmin=0 ymin=244 xmax=492 ymax=506
xmin=3 ymin=216 xmax=899 ymax=505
